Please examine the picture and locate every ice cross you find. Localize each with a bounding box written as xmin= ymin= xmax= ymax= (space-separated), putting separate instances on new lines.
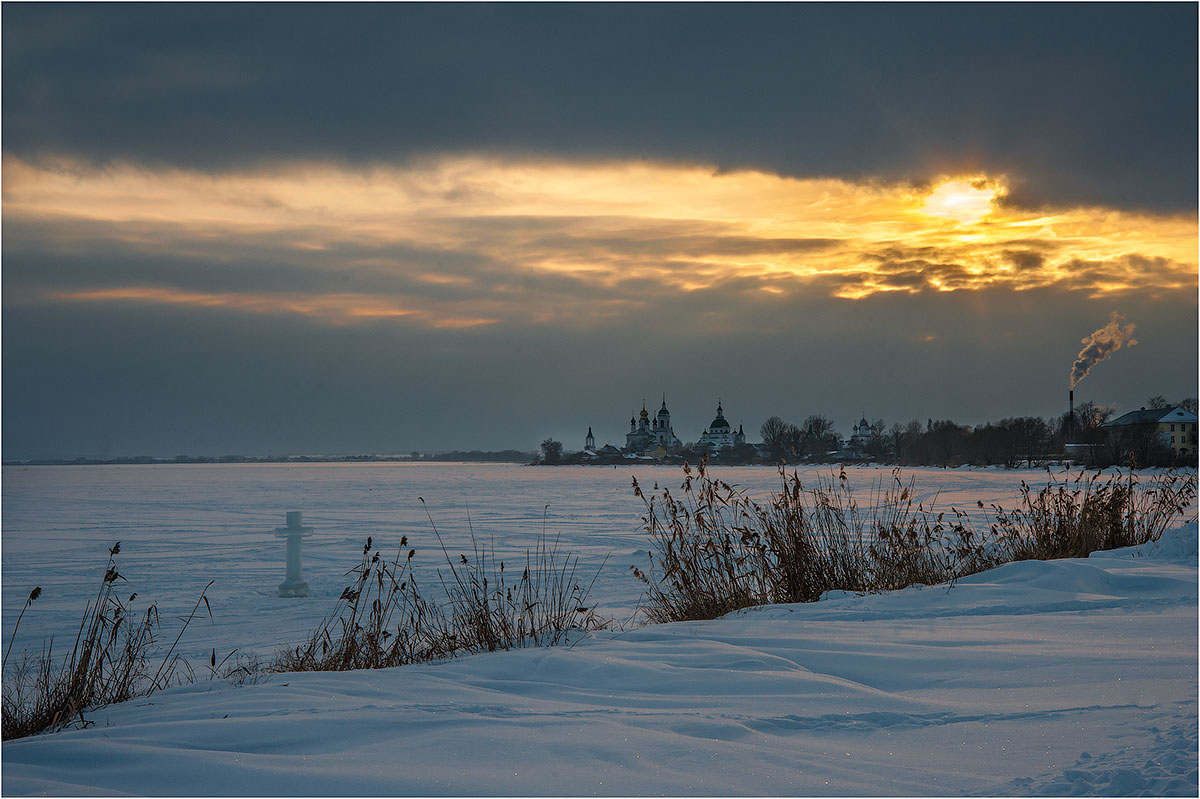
xmin=274 ymin=511 xmax=313 ymax=597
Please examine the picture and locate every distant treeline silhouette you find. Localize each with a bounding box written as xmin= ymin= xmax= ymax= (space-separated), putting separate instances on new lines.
xmin=759 ymin=395 xmax=1197 ymax=468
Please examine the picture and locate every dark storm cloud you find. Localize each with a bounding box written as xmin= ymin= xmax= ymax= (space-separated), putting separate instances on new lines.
xmin=4 ymin=3 xmax=1196 ymax=211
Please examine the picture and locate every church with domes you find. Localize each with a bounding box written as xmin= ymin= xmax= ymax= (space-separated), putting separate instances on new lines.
xmin=696 ymin=400 xmax=746 ymax=450
xmin=581 ymin=397 xmax=749 ymax=458
xmin=625 ymin=398 xmax=682 ymax=454
xmin=846 ymin=415 xmax=880 ymax=455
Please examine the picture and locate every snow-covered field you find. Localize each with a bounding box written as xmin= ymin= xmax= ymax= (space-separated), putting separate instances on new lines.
xmin=2 ymin=462 xmax=1066 ymax=663
xmin=2 ymin=463 xmax=1197 ymax=795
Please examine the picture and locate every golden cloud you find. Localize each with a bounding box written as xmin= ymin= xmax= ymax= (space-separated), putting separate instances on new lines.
xmin=5 ymin=155 xmax=1195 ymax=325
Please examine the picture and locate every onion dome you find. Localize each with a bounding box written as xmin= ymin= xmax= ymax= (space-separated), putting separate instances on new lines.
xmin=709 ymin=401 xmax=730 ymax=429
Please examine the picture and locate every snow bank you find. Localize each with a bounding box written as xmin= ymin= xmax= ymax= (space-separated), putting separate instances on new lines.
xmin=4 ymin=515 xmax=1195 ymax=796
xmin=1098 ymin=519 xmax=1199 ymax=564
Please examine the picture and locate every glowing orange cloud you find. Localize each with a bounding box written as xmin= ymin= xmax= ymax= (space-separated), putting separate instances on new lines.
xmin=5 ymin=155 xmax=1195 ymax=325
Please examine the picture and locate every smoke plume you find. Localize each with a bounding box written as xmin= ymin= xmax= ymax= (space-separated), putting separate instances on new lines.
xmin=1069 ymin=312 xmax=1137 ymax=387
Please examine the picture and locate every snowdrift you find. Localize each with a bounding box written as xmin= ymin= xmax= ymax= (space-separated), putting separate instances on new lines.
xmin=4 ymin=523 xmax=1196 ymax=796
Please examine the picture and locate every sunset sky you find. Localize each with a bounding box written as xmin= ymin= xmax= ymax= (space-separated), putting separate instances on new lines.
xmin=4 ymin=4 xmax=1197 ymax=458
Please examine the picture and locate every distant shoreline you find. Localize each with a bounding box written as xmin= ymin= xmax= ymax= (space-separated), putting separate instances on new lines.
xmin=2 ymin=451 xmax=537 ymax=467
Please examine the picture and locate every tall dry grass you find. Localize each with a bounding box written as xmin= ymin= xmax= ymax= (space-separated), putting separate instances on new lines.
xmin=276 ymin=504 xmax=606 ymax=672
xmin=990 ymin=468 xmax=1195 ymax=561
xmin=633 ymin=462 xmax=1196 ymax=623
xmin=2 ymin=543 xmax=211 ymax=739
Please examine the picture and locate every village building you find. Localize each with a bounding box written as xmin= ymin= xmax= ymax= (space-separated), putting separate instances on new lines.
xmin=1104 ymin=407 xmax=1198 ymax=457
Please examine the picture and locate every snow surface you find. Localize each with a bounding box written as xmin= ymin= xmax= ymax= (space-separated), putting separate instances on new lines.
xmin=4 ymin=463 xmax=1086 ymax=664
xmin=2 ymin=464 xmax=1197 ymax=795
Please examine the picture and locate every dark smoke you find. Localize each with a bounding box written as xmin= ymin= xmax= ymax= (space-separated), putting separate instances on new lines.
xmin=1069 ymin=312 xmax=1137 ymax=387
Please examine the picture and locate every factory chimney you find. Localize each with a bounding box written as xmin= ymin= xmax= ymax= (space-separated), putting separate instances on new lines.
xmin=1068 ymin=389 xmax=1075 ymax=443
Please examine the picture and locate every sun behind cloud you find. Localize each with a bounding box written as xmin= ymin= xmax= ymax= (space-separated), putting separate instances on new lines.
xmin=921 ymin=178 xmax=1003 ymax=224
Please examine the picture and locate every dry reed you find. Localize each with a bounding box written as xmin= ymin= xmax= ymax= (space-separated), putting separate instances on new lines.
xmin=633 ymin=461 xmax=1195 ymax=623
xmin=2 ymin=543 xmax=211 ymax=739
xmin=275 ymin=504 xmax=606 ymax=673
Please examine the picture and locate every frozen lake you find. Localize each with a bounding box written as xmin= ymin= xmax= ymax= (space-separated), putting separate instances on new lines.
xmin=3 ymin=462 xmax=1192 ymax=668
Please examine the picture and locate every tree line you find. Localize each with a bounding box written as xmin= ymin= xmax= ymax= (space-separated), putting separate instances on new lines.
xmin=760 ymin=396 xmax=1197 ymax=468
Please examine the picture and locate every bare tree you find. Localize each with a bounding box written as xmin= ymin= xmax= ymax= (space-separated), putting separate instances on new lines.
xmin=867 ymin=419 xmax=888 ymax=458
xmin=760 ymin=417 xmax=791 ymax=461
xmin=999 ymin=417 xmax=1050 ymax=467
xmin=968 ymin=423 xmax=1008 ymax=466
xmin=800 ymin=415 xmax=838 ymax=458
xmin=923 ymin=420 xmax=970 ymax=466
xmin=1074 ymin=401 xmax=1114 ymax=440
xmin=539 ymin=438 xmax=563 ymax=465
xmin=889 ymin=420 xmax=925 ymax=464
xmin=887 ymin=423 xmax=908 ymax=461
xmin=1103 ymin=423 xmax=1172 ymax=468
xmin=783 ymin=423 xmax=804 ymax=458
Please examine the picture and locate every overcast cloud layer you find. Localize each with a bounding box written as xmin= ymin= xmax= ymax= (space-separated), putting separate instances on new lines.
xmin=6 ymin=4 xmax=1197 ymax=211
xmin=3 ymin=4 xmax=1197 ymax=459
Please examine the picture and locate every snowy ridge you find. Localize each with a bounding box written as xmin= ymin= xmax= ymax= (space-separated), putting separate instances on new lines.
xmin=4 ymin=522 xmax=1195 ymax=796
